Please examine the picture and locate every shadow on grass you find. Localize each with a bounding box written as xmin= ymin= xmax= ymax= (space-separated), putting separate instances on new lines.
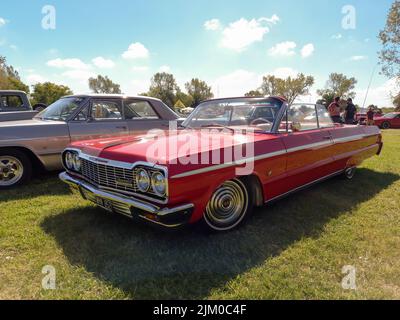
xmin=41 ymin=168 xmax=399 ymax=299
xmin=0 ymin=171 xmax=71 ymax=202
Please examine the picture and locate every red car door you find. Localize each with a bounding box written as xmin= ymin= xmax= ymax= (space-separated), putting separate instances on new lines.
xmin=279 ymin=104 xmax=335 ymax=191
xmin=393 ymin=114 xmax=400 ymax=127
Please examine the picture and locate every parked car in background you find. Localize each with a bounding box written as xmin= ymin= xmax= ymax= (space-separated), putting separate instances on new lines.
xmin=0 ymin=94 xmax=180 ymax=188
xmin=0 ymin=90 xmax=46 ymax=122
xmin=373 ymin=112 xmax=400 ymax=129
xmin=60 ymin=96 xmax=382 ymax=232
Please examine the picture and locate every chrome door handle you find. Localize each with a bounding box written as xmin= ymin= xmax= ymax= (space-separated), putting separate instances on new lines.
xmin=323 ymin=136 xmax=331 ymax=139
xmin=116 ymin=126 xmax=127 ymax=130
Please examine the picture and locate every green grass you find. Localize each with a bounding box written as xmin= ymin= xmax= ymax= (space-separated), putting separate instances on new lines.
xmin=0 ymin=130 xmax=399 ymax=300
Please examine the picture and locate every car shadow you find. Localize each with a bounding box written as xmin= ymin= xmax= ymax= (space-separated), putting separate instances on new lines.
xmin=41 ymin=168 xmax=399 ymax=299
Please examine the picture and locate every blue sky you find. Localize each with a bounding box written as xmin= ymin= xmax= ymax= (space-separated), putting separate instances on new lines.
xmin=0 ymin=0 xmax=397 ymax=106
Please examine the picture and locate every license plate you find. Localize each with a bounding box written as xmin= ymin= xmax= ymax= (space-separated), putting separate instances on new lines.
xmin=95 ymin=197 xmax=113 ymax=212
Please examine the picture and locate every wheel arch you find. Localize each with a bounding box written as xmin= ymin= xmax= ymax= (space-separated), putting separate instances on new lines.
xmin=0 ymin=146 xmax=45 ymax=171
xmin=238 ymin=174 xmax=264 ymax=207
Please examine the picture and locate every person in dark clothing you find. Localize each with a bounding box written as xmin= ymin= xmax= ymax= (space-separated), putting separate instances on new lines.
xmin=367 ymin=107 xmax=375 ymax=126
xmin=344 ymin=98 xmax=357 ymax=124
xmin=328 ymin=97 xmax=342 ymax=123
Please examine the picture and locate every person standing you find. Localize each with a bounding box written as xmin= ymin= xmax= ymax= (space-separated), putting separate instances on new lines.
xmin=366 ymin=107 xmax=375 ymax=126
xmin=328 ymin=97 xmax=342 ymax=123
xmin=344 ymin=98 xmax=356 ymax=124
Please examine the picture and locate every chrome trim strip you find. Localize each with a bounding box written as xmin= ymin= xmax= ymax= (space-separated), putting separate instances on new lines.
xmin=265 ymin=169 xmax=345 ymax=203
xmin=333 ymin=134 xmax=365 ymax=144
xmin=59 ymin=172 xmax=193 ymax=217
xmin=170 ymin=140 xmax=332 ymax=179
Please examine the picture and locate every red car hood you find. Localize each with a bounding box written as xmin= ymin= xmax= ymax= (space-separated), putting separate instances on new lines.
xmin=71 ymin=129 xmax=274 ymax=176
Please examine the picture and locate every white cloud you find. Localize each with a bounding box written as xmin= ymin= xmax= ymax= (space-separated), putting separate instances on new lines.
xmin=26 ymin=74 xmax=46 ymax=85
xmin=221 ymin=16 xmax=277 ymax=52
xmin=212 ymin=69 xmax=261 ymax=97
xmin=122 ymin=42 xmax=149 ymax=59
xmin=47 ymin=58 xmax=90 ymax=69
xmin=0 ymin=18 xmax=7 ymax=27
xmin=350 ymin=55 xmax=367 ymax=61
xmin=268 ymin=41 xmax=297 ymax=57
xmin=159 ymin=65 xmax=171 ymax=73
xmin=122 ymin=79 xmax=151 ymax=95
xmin=92 ymin=56 xmax=115 ymax=69
xmin=204 ymin=19 xmax=221 ymax=31
xmin=62 ymin=69 xmax=95 ymax=80
xmin=9 ymin=44 xmax=17 ymax=50
xmin=355 ymin=78 xmax=398 ymax=108
xmin=271 ymin=67 xmax=299 ymax=78
xmin=301 ymin=43 xmax=314 ymax=58
xmin=260 ymin=14 xmax=280 ymax=25
xmin=331 ymin=34 xmax=343 ymax=39
xmin=131 ymin=66 xmax=149 ymax=72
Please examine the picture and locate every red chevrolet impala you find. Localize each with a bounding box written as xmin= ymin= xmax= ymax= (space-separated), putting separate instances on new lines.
xmin=60 ymin=97 xmax=383 ymax=232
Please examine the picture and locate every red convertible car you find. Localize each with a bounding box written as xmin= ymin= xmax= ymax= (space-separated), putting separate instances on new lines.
xmin=373 ymin=112 xmax=400 ymax=129
xmin=60 ymin=97 xmax=383 ymax=232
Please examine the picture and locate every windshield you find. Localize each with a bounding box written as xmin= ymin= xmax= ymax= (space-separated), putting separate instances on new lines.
xmin=182 ymin=97 xmax=284 ymax=132
xmin=383 ymin=113 xmax=397 ymax=118
xmin=36 ymin=97 xmax=84 ymax=121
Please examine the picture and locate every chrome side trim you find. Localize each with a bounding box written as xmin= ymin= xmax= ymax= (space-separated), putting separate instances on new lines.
xmin=333 ymin=134 xmax=365 ymax=144
xmin=265 ymin=169 xmax=345 ymax=203
xmin=170 ymin=140 xmax=333 ymax=179
xmin=59 ymin=172 xmax=193 ymax=217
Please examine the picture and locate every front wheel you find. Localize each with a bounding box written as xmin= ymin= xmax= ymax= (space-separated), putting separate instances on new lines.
xmin=381 ymin=121 xmax=391 ymax=129
xmin=202 ymin=179 xmax=253 ymax=232
xmin=0 ymin=150 xmax=32 ymax=189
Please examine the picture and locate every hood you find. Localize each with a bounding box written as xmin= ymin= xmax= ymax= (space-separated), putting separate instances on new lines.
xmin=0 ymin=118 xmax=68 ymax=140
xmin=72 ymin=129 xmax=274 ymax=176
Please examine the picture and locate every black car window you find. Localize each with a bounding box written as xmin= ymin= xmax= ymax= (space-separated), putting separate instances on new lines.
xmin=1 ymin=95 xmax=24 ymax=109
xmin=91 ymin=101 xmax=122 ymax=120
xmin=124 ymin=100 xmax=159 ymax=119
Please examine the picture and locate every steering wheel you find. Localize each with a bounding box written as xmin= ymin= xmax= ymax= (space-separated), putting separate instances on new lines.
xmin=250 ymin=118 xmax=272 ymax=126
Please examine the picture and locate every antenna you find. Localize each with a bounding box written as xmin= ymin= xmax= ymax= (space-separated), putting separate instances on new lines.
xmin=362 ymin=63 xmax=378 ymax=109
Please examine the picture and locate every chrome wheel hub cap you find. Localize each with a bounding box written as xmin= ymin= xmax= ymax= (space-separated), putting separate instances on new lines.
xmin=0 ymin=156 xmax=24 ymax=186
xmin=205 ymin=180 xmax=248 ymax=230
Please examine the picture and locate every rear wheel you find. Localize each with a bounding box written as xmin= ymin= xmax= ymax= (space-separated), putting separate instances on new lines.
xmin=343 ymin=167 xmax=356 ymax=180
xmin=382 ymin=121 xmax=391 ymax=129
xmin=0 ymin=150 xmax=32 ymax=189
xmin=202 ymin=179 xmax=253 ymax=232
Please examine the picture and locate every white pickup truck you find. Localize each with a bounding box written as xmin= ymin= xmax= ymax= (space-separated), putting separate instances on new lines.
xmin=0 ymin=90 xmax=46 ymax=122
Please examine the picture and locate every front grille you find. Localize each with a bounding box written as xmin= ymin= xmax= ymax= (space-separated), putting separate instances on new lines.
xmin=81 ymin=158 xmax=137 ymax=193
xmin=79 ymin=158 xmax=166 ymax=201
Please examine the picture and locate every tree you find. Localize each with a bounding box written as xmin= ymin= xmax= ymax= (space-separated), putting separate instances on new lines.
xmin=393 ymin=93 xmax=400 ymax=110
xmin=147 ymin=72 xmax=180 ymax=108
xmin=0 ymin=56 xmax=30 ymax=93
xmin=88 ymin=75 xmax=121 ymax=94
xmin=317 ymin=73 xmax=357 ymax=106
xmin=379 ymin=1 xmax=400 ymax=79
xmin=258 ymin=73 xmax=315 ymax=104
xmin=31 ymin=82 xmax=73 ymax=106
xmin=184 ymin=78 xmax=213 ymax=107
xmin=245 ymin=90 xmax=263 ymax=97
xmin=176 ymin=91 xmax=194 ymax=109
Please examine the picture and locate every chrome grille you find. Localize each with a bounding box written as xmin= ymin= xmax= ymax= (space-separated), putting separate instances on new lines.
xmin=81 ymin=158 xmax=137 ymax=193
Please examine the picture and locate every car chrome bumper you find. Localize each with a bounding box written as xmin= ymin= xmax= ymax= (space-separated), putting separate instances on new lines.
xmin=59 ymin=172 xmax=194 ymax=228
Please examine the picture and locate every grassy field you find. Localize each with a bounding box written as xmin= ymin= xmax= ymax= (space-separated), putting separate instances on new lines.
xmin=0 ymin=130 xmax=399 ymax=300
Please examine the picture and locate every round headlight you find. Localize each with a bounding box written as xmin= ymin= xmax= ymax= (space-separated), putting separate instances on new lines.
xmin=72 ymin=153 xmax=81 ymax=172
xmin=65 ymin=152 xmax=74 ymax=170
xmin=136 ymin=169 xmax=150 ymax=192
xmin=151 ymin=171 xmax=166 ymax=196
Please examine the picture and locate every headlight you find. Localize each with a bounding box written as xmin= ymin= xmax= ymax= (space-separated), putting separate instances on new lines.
xmin=151 ymin=171 xmax=166 ymax=196
xmin=72 ymin=153 xmax=82 ymax=172
xmin=65 ymin=152 xmax=74 ymax=170
xmin=136 ymin=168 xmax=150 ymax=192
